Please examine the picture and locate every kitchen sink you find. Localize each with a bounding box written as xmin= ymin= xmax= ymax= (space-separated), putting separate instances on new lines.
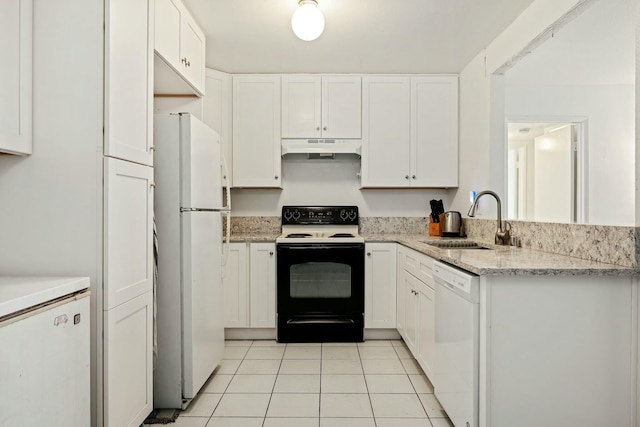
xmin=422 ymin=240 xmax=493 ymax=250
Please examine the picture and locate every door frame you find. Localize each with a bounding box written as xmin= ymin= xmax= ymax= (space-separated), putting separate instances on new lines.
xmin=505 ymin=115 xmax=589 ymax=223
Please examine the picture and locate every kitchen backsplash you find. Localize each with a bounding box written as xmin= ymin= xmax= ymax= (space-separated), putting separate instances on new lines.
xmin=229 ymin=216 xmax=281 ymax=235
xmin=464 ymin=218 xmax=637 ymax=268
xmin=229 ymin=216 xmax=638 ymax=268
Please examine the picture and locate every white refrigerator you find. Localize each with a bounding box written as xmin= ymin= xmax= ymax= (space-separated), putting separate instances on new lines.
xmin=153 ymin=113 xmax=229 ymax=409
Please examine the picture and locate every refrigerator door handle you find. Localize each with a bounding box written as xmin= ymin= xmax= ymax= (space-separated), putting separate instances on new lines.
xmin=221 ymin=149 xmax=231 ymax=211
xmin=222 ymin=210 xmax=231 ymax=277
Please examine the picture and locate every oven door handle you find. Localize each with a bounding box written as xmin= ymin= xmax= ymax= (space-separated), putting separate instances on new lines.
xmin=287 ymin=318 xmax=356 ymax=325
xmin=277 ymin=244 xmax=364 ymax=250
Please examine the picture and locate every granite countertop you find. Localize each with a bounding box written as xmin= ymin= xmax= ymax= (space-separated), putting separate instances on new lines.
xmin=363 ymin=234 xmax=638 ymax=276
xmin=230 ymin=233 xmax=280 ymax=242
xmin=227 ymin=233 xmax=637 ymax=276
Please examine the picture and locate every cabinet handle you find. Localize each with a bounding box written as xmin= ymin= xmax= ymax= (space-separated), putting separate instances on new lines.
xmin=316 ymin=127 xmax=320 ymax=131
xmin=150 ymin=182 xmax=156 ymax=188
xmin=181 ymin=57 xmax=186 ymax=64
xmin=412 ymin=175 xmax=416 ymax=179
xmin=149 ymin=145 xmax=155 ymax=151
xmin=275 ymin=175 xmax=279 ymax=180
xmin=405 ymin=175 xmax=409 ymax=180
xmin=367 ymin=252 xmax=371 ymax=256
xmin=186 ymin=60 xmax=191 ymax=67
xmin=269 ymin=251 xmax=274 ymax=256
xmin=323 ymin=126 xmax=327 ymax=131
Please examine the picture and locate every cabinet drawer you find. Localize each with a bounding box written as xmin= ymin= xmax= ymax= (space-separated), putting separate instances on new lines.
xmin=401 ymin=246 xmax=434 ymax=288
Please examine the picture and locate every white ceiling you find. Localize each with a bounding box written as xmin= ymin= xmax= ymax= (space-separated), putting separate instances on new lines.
xmin=182 ymin=0 xmax=536 ymax=74
xmin=505 ymin=0 xmax=635 ymax=86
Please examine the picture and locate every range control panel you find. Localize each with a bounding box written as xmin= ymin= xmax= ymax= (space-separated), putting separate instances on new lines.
xmin=281 ymin=206 xmax=359 ymax=225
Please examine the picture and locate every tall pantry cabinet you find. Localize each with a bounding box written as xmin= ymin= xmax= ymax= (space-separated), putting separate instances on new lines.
xmin=103 ymin=1 xmax=154 ymax=426
xmin=0 ymin=1 xmax=154 ymax=427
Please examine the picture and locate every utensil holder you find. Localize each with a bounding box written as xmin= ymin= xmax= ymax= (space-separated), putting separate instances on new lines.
xmin=429 ymin=220 xmax=441 ymax=236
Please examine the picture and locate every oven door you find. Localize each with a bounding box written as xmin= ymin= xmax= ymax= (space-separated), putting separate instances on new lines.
xmin=276 ymin=243 xmax=365 ymax=315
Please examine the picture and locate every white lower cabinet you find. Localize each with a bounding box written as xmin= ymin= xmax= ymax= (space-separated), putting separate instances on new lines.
xmin=103 ymin=290 xmax=153 ymax=427
xmin=401 ymin=271 xmax=419 ymax=354
xmin=416 ymin=279 xmax=435 ymax=379
xmin=364 ymin=243 xmax=397 ymax=329
xmin=397 ymin=245 xmax=436 ymax=379
xmin=223 ymin=242 xmax=249 ymax=327
xmin=250 ymin=243 xmax=276 ymax=328
xmin=103 ymin=158 xmax=154 ymax=310
xmin=223 ymin=242 xmax=276 ymax=329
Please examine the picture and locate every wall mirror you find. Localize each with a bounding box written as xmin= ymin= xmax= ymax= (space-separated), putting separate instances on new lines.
xmin=502 ymin=0 xmax=635 ymax=225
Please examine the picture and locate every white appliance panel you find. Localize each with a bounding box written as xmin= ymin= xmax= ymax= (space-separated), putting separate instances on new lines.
xmin=434 ymin=262 xmax=479 ymax=427
xmin=0 ymin=293 xmax=90 ymax=427
xmin=180 ymin=115 xmax=223 ymax=209
xmin=181 ymin=210 xmax=224 ymax=398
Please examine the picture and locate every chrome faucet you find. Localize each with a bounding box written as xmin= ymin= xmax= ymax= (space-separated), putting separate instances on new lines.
xmin=467 ymin=190 xmax=511 ymax=245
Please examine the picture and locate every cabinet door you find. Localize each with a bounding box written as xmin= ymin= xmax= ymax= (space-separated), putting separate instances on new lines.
xmin=203 ymin=69 xmax=233 ymax=187
xmin=403 ymin=272 xmax=419 ymax=354
xmin=282 ymin=75 xmax=321 ymax=138
xmin=105 ymin=0 xmax=153 ymax=166
xmin=103 ymin=291 xmax=153 ymax=427
xmin=223 ymin=243 xmax=249 ymax=328
xmin=154 ymin=0 xmax=181 ymax=66
xmin=104 ymin=158 xmax=154 ymax=310
xmin=249 ymin=243 xmax=276 ymax=328
xmin=232 ymin=75 xmax=282 ymax=188
xmin=416 ymin=281 xmax=435 ymax=379
xmin=180 ymin=12 xmax=206 ymax=94
xmin=396 ymin=247 xmax=407 ymax=336
xmin=0 ymin=0 xmax=32 ymax=155
xmin=411 ymin=76 xmax=458 ymax=187
xmin=364 ymin=243 xmax=397 ymax=329
xmin=321 ymin=76 xmax=361 ymax=139
xmin=361 ymin=77 xmax=411 ymax=187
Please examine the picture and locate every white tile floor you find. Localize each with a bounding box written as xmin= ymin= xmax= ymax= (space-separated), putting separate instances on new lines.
xmin=153 ymin=339 xmax=454 ymax=427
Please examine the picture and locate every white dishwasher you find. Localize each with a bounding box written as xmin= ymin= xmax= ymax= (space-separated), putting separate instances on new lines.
xmin=433 ymin=261 xmax=479 ymax=427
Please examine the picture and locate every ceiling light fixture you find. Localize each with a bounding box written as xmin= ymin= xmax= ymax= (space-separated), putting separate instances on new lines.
xmin=291 ymin=0 xmax=325 ymax=42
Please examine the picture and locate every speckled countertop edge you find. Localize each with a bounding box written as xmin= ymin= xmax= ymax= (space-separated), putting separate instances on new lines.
xmin=230 ymin=233 xmax=280 ymax=242
xmin=364 ymin=234 xmax=638 ymax=277
xmin=228 ymin=233 xmax=638 ymax=276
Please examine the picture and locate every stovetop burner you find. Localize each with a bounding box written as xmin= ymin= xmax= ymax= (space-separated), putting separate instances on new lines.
xmin=286 ymin=233 xmax=312 ymax=238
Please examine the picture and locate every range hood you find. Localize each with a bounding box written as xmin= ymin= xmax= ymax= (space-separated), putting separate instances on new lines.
xmin=281 ymin=139 xmax=362 ymax=157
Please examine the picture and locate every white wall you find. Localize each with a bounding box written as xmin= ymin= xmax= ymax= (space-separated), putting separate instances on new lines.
xmin=448 ymin=52 xmax=494 ymax=216
xmin=450 ymin=0 xmax=600 ymax=220
xmin=0 ymin=0 xmax=103 ymax=422
xmin=230 ymin=155 xmax=452 ymax=217
xmin=506 ymin=84 xmax=635 ymax=225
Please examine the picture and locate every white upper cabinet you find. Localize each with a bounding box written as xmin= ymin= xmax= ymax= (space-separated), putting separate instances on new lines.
xmin=361 ymin=76 xmax=411 ymax=187
xmin=0 ymin=0 xmax=32 ymax=155
xmin=105 ymin=0 xmax=153 ymax=166
xmin=411 ymin=76 xmax=458 ymax=187
xmin=282 ymin=75 xmax=361 ymax=139
xmin=203 ymin=69 xmax=233 ymax=188
xmin=232 ymin=75 xmax=281 ymax=188
xmin=154 ymin=0 xmax=205 ymax=95
xmin=361 ymin=75 xmax=458 ymax=188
